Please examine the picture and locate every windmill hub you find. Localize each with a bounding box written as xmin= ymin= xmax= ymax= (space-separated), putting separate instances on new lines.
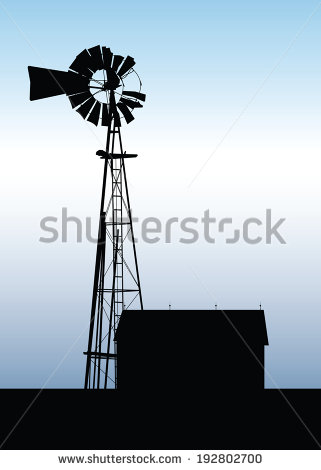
xmin=101 ymin=76 xmax=120 ymax=91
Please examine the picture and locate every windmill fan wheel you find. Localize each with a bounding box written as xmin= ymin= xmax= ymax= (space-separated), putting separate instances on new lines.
xmin=28 ymin=45 xmax=146 ymax=127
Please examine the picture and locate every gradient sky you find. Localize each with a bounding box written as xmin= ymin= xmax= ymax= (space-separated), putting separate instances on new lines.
xmin=0 ymin=0 xmax=321 ymax=388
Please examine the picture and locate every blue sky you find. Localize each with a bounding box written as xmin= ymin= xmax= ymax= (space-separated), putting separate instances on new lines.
xmin=0 ymin=0 xmax=321 ymax=388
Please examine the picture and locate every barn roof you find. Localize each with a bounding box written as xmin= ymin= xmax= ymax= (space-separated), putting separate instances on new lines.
xmin=115 ymin=309 xmax=269 ymax=345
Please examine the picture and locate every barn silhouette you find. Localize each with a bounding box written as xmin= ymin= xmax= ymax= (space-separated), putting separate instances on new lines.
xmin=115 ymin=309 xmax=268 ymax=393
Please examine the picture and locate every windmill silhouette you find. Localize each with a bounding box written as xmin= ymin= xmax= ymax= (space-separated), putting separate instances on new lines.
xmin=28 ymin=45 xmax=146 ymax=389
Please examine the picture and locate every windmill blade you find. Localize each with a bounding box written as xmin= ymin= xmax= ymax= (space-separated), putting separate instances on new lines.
xmin=76 ymin=96 xmax=96 ymax=119
xmin=69 ymin=49 xmax=94 ymax=77
xmin=117 ymin=101 xmax=135 ymax=124
xmin=101 ymin=103 xmax=111 ymax=127
xmin=87 ymin=101 xmax=101 ymax=126
xmin=69 ymin=91 xmax=92 ymax=108
xmin=118 ymin=56 xmax=135 ymax=78
xmin=119 ymin=97 xmax=142 ymax=109
xmin=28 ymin=66 xmax=89 ymax=100
xmin=88 ymin=45 xmax=104 ymax=72
xmin=102 ymin=47 xmax=113 ymax=69
xmin=122 ymin=90 xmax=146 ymax=102
xmin=112 ymin=55 xmax=124 ymax=72
xmin=109 ymin=91 xmax=121 ymax=126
